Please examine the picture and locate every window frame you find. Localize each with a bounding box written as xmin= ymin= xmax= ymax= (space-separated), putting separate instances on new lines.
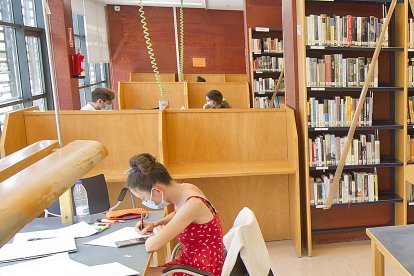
xmin=0 ymin=0 xmax=52 ymax=110
xmin=72 ymin=13 xmax=110 ymax=107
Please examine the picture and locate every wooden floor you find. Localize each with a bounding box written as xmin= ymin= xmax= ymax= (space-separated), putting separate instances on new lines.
xmin=267 ymin=240 xmax=401 ymax=276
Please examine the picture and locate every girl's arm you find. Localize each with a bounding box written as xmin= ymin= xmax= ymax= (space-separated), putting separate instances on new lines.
xmin=154 ymin=211 xmax=175 ymax=226
xmin=144 ymin=200 xmax=204 ymax=252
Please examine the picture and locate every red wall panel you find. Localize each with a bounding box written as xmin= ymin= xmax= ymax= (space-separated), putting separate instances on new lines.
xmin=106 ymin=6 xmax=246 ymax=92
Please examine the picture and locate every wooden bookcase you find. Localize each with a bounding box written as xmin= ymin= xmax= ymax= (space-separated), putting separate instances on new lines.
xmin=296 ymin=0 xmax=407 ymax=255
xmin=248 ymin=27 xmax=285 ymax=108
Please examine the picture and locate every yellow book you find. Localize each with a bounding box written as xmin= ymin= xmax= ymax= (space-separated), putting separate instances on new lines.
xmin=409 ymin=99 xmax=414 ymax=125
xmin=346 ymin=96 xmax=352 ymax=126
xmin=374 ymin=173 xmax=378 ymax=201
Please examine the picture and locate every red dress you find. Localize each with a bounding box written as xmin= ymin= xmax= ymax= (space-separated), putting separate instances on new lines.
xmin=162 ymin=196 xmax=225 ymax=275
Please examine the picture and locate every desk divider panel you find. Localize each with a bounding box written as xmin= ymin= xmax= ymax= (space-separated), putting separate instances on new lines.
xmin=187 ymin=82 xmax=250 ymax=109
xmin=118 ymin=82 xmax=188 ymax=110
xmin=0 ymin=140 xmax=59 ymax=183
xmin=224 ymin=74 xmax=248 ymax=82
xmin=183 ymin=74 xmax=226 ymax=83
xmin=164 ymin=109 xmax=288 ymax=164
xmin=0 ymin=106 xmax=39 ymax=157
xmin=130 ymin=72 xmax=176 ymax=82
xmin=23 ymin=111 xmax=162 ymax=171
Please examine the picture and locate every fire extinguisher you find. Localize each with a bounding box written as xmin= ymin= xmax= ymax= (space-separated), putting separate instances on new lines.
xmin=73 ymin=48 xmax=85 ymax=77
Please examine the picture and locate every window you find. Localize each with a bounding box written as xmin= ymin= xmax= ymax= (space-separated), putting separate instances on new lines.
xmin=0 ymin=0 xmax=13 ymax=23
xmin=0 ymin=27 xmax=21 ymax=101
xmin=21 ymin=0 xmax=37 ymax=27
xmin=0 ymin=0 xmax=50 ymax=128
xmin=25 ymin=35 xmax=44 ymax=95
xmin=72 ymin=13 xmax=109 ymax=108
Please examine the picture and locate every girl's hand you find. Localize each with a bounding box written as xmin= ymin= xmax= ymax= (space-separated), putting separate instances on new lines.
xmin=135 ymin=221 xmax=156 ymax=234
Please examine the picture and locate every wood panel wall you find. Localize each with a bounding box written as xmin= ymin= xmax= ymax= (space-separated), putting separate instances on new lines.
xmin=107 ymin=6 xmax=246 ymax=95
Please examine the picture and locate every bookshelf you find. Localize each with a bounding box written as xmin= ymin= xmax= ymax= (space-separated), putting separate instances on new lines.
xmin=296 ymin=0 xmax=407 ymax=255
xmin=407 ymin=4 xmax=414 ymax=224
xmin=248 ymin=27 xmax=285 ymax=108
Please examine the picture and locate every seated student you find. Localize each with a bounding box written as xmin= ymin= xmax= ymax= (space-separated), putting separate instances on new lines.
xmin=127 ymin=153 xmax=224 ymax=276
xmin=80 ymin=87 xmax=114 ymax=110
xmin=196 ymin=76 xmax=206 ymax=82
xmin=203 ymin=90 xmax=231 ymax=109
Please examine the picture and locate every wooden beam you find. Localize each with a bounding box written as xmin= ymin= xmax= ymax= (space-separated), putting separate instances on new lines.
xmin=324 ymin=0 xmax=397 ymax=209
xmin=270 ymin=68 xmax=285 ymax=108
xmin=0 ymin=140 xmax=108 ymax=247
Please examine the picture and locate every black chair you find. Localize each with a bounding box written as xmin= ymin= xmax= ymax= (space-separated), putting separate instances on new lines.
xmin=44 ymin=174 xmax=128 ymax=217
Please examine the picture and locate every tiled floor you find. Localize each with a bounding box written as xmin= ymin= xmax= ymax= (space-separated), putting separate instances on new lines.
xmin=267 ymin=240 xmax=402 ymax=276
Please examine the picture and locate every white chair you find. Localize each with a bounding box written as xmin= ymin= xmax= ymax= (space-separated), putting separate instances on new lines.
xmin=161 ymin=207 xmax=274 ymax=276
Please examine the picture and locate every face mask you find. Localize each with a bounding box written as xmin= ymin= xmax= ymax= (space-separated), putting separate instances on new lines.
xmin=104 ymin=104 xmax=112 ymax=110
xmin=142 ymin=189 xmax=170 ymax=209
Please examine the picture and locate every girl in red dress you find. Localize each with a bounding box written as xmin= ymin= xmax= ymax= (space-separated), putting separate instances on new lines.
xmin=127 ymin=153 xmax=225 ymax=276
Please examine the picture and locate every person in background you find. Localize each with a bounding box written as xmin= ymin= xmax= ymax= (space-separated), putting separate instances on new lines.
xmin=80 ymin=88 xmax=115 ymax=110
xmin=196 ymin=76 xmax=206 ymax=82
xmin=203 ymin=90 xmax=231 ymax=109
xmin=127 ymin=153 xmax=224 ymax=276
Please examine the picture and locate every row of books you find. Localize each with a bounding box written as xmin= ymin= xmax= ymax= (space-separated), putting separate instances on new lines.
xmin=407 ymin=182 xmax=414 ymax=202
xmin=251 ymin=38 xmax=283 ymax=53
xmin=306 ymin=14 xmax=388 ymax=47
xmin=408 ymin=59 xmax=414 ymax=88
xmin=409 ymin=19 xmax=414 ymax=49
xmin=407 ymin=135 xmax=414 ymax=162
xmin=254 ymin=96 xmax=284 ymax=109
xmin=308 ymin=96 xmax=374 ymax=128
xmin=407 ymin=97 xmax=414 ymax=124
xmin=253 ymin=78 xmax=284 ymax=94
xmin=253 ymin=57 xmax=284 ymax=72
xmin=309 ymin=134 xmax=380 ymax=167
xmin=310 ymin=171 xmax=378 ymax=206
xmin=306 ymin=55 xmax=379 ymax=88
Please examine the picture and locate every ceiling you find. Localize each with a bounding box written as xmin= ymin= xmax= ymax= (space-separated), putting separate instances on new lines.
xmin=96 ymin=0 xmax=244 ymax=10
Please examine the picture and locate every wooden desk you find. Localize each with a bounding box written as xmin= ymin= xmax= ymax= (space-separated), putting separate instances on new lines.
xmin=0 ymin=212 xmax=165 ymax=275
xmin=367 ymin=225 xmax=414 ymax=275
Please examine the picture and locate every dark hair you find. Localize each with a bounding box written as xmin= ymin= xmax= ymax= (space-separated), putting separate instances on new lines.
xmin=206 ymin=90 xmax=231 ymax=108
xmin=196 ymin=76 xmax=206 ymax=82
xmin=92 ymin=88 xmax=115 ymax=103
xmin=127 ymin=153 xmax=172 ymax=192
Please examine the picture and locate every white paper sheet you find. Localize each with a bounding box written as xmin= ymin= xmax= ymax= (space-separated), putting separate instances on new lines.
xmin=90 ymin=262 xmax=139 ymax=275
xmin=84 ymin=227 xmax=150 ymax=248
xmin=0 ymin=253 xmax=92 ymax=276
xmin=0 ymin=253 xmax=140 ymax=276
xmin=13 ymin=221 xmax=98 ymax=243
xmin=0 ymin=237 xmax=77 ymax=263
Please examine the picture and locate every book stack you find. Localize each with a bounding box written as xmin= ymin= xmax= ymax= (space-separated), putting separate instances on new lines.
xmin=253 ymin=57 xmax=284 ymax=72
xmin=306 ymin=14 xmax=388 ymax=47
xmin=310 ymin=171 xmax=378 ymax=206
xmin=309 ymin=134 xmax=380 ymax=167
xmin=407 ymin=96 xmax=414 ymax=124
xmin=409 ymin=19 xmax=414 ymax=48
xmin=254 ymin=78 xmax=285 ymax=93
xmin=306 ymin=55 xmax=378 ymax=87
xmin=408 ymin=59 xmax=414 ymax=87
xmin=407 ymin=182 xmax=414 ymax=202
xmin=308 ymin=96 xmax=373 ymax=127
xmin=406 ymin=135 xmax=414 ymax=162
xmin=251 ymin=38 xmax=283 ymax=53
xmin=254 ymin=96 xmax=284 ymax=109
